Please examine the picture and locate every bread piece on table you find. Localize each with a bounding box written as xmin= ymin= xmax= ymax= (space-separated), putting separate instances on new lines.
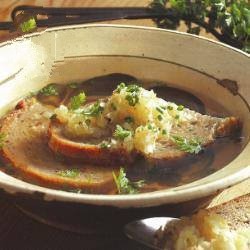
xmin=157 ymin=194 xmax=250 ymax=250
xmin=208 ymin=193 xmax=250 ymax=230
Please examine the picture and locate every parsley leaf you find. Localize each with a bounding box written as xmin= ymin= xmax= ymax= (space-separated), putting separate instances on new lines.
xmin=0 ymin=133 xmax=6 ymax=149
xmin=57 ymin=169 xmax=80 ymax=178
xmin=157 ymin=114 xmax=163 ymax=121
xmin=147 ymin=123 xmax=158 ymax=133
xmin=115 ymin=82 xmax=126 ymax=93
xmin=177 ymin=105 xmax=184 ymax=111
xmin=162 ymin=129 xmax=167 ymax=135
xmin=171 ymin=135 xmax=203 ymax=154
xmin=39 ymin=84 xmax=59 ymax=96
xmin=125 ymin=84 xmax=141 ymax=106
xmin=20 ymin=16 xmax=37 ymax=33
xmin=112 ymin=168 xmax=145 ymax=194
xmin=69 ymin=92 xmax=86 ymax=110
xmin=114 ymin=125 xmax=132 ymax=140
xmin=115 ymin=83 xmax=141 ymax=106
xmin=82 ymin=101 xmax=105 ymax=117
xmin=156 ymin=106 xmax=164 ymax=114
xmin=126 ymin=84 xmax=141 ymax=93
xmin=125 ymin=94 xmax=139 ymax=106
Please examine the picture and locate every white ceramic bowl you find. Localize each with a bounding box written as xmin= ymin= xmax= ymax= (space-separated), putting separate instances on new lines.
xmin=0 ymin=24 xmax=249 ymax=208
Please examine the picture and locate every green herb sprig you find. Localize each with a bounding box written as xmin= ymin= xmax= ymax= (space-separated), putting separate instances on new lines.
xmin=150 ymin=0 xmax=250 ymax=53
xmin=115 ymin=82 xmax=126 ymax=93
xmin=69 ymin=92 xmax=86 ymax=110
xmin=171 ymin=135 xmax=203 ymax=154
xmin=39 ymin=84 xmax=59 ymax=96
xmin=82 ymin=101 xmax=105 ymax=117
xmin=20 ymin=16 xmax=37 ymax=33
xmin=125 ymin=84 xmax=141 ymax=106
xmin=115 ymin=83 xmax=141 ymax=106
xmin=114 ymin=125 xmax=132 ymax=140
xmin=112 ymin=168 xmax=145 ymax=194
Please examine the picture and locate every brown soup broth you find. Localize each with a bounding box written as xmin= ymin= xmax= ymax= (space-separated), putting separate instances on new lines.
xmin=0 ymin=74 xmax=244 ymax=194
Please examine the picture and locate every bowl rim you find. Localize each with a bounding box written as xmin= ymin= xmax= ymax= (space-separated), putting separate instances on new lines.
xmin=1 ymin=23 xmax=249 ymax=58
xmin=0 ymin=23 xmax=249 ymax=208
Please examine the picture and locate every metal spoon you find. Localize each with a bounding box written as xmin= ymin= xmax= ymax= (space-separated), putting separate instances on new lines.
xmin=124 ymin=217 xmax=179 ymax=250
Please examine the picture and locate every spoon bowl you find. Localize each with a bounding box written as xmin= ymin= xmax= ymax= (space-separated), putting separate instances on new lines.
xmin=124 ymin=217 xmax=179 ymax=250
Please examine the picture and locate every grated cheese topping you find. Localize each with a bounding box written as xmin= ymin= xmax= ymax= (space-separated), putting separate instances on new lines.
xmin=54 ymin=83 xmax=193 ymax=155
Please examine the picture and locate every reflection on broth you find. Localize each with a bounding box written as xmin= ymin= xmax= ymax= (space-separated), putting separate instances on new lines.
xmin=0 ymin=74 xmax=244 ymax=194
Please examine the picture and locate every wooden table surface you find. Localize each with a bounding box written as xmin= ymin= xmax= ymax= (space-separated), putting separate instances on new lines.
xmin=0 ymin=1 xmax=249 ymax=249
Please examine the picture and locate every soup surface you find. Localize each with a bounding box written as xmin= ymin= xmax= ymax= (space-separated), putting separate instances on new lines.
xmin=0 ymin=74 xmax=244 ymax=194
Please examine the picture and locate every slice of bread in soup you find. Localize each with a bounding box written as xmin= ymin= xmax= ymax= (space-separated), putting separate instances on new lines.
xmin=0 ymin=99 xmax=117 ymax=193
xmin=48 ymin=101 xmax=240 ymax=165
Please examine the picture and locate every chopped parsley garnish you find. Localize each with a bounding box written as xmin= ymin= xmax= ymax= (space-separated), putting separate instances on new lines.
xmin=125 ymin=94 xmax=139 ymax=106
xmin=69 ymin=92 xmax=86 ymax=110
xmin=112 ymin=168 xmax=145 ymax=194
xmin=175 ymin=114 xmax=180 ymax=119
xmin=115 ymin=82 xmax=126 ymax=93
xmin=147 ymin=124 xmax=153 ymax=130
xmin=167 ymin=105 xmax=173 ymax=110
xmin=20 ymin=16 xmax=37 ymax=33
xmin=162 ymin=129 xmax=167 ymax=135
xmin=99 ymin=141 xmax=111 ymax=149
xmin=177 ymin=105 xmax=184 ymax=111
xmin=115 ymin=83 xmax=141 ymax=106
xmin=126 ymin=84 xmax=140 ymax=93
xmin=39 ymin=84 xmax=59 ymax=96
xmin=68 ymin=83 xmax=78 ymax=89
xmin=156 ymin=106 xmax=164 ymax=114
xmin=114 ymin=125 xmax=132 ymax=140
xmin=124 ymin=116 xmax=134 ymax=124
xmin=82 ymin=101 xmax=105 ymax=117
xmin=0 ymin=133 xmax=6 ymax=149
xmin=157 ymin=114 xmax=163 ymax=121
xmin=125 ymin=84 xmax=141 ymax=106
xmin=147 ymin=124 xmax=158 ymax=133
xmin=57 ymin=169 xmax=80 ymax=178
xmin=171 ymin=135 xmax=203 ymax=154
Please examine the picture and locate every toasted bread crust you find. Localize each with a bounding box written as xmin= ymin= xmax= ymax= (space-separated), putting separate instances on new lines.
xmin=48 ymin=121 xmax=136 ymax=166
xmin=208 ymin=193 xmax=250 ymax=230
